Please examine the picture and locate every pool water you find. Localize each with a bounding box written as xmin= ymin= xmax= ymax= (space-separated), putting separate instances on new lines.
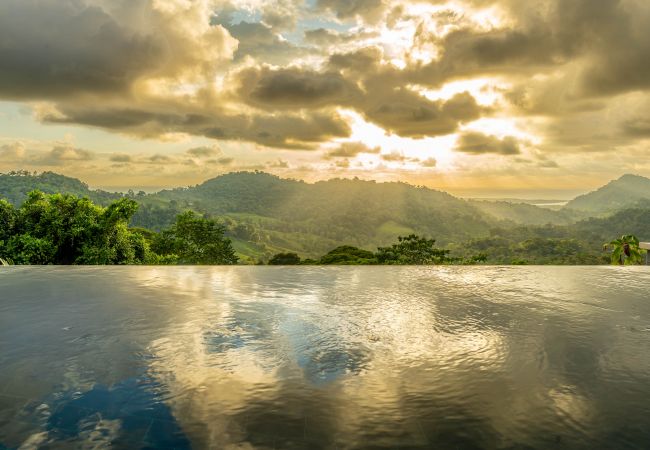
xmin=1 ymin=266 xmax=650 ymax=449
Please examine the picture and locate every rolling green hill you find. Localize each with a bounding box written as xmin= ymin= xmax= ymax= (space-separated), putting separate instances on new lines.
xmin=469 ymin=200 xmax=587 ymax=226
xmin=145 ymin=172 xmax=498 ymax=259
xmin=0 ymin=170 xmax=121 ymax=205
xmin=2 ymin=170 xmax=649 ymax=263
xmin=566 ymin=174 xmax=650 ymax=213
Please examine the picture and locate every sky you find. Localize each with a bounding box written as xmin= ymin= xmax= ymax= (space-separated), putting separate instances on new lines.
xmin=1 ymin=0 xmax=650 ymax=198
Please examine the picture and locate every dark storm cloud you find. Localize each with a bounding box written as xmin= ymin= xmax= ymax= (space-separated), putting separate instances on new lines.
xmin=454 ymin=132 xmax=521 ymax=155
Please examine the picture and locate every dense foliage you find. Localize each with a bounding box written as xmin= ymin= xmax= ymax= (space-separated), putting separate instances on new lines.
xmin=0 ymin=192 xmax=150 ymax=264
xmin=604 ymin=235 xmax=645 ymax=265
xmin=267 ymin=236 xmax=486 ymax=266
xmin=0 ymin=192 xmax=237 ymax=265
xmin=376 ymin=235 xmax=451 ymax=265
xmin=567 ymin=174 xmax=650 ymax=213
xmin=319 ymin=246 xmax=377 ymax=265
xmin=2 ymin=171 xmax=649 ymax=265
xmin=151 ymin=211 xmax=238 ymax=265
xmin=268 ymin=252 xmax=302 ymax=265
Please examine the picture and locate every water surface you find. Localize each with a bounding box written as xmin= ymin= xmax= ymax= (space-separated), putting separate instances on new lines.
xmin=1 ymin=266 xmax=650 ymax=449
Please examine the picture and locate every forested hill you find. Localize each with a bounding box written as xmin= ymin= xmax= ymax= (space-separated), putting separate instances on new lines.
xmin=566 ymin=174 xmax=650 ymax=213
xmin=0 ymin=171 xmax=121 ymax=205
xmin=146 ymin=172 xmax=498 ymax=257
xmin=2 ymin=170 xmax=649 ymax=263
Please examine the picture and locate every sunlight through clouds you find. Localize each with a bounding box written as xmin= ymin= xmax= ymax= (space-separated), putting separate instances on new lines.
xmin=0 ymin=0 xmax=649 ymax=192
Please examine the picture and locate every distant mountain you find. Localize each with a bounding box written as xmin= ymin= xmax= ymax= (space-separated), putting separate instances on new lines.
xmin=469 ymin=200 xmax=587 ymax=226
xmin=145 ymin=172 xmax=498 ymax=258
xmin=0 ymin=171 xmax=120 ymax=205
xmin=566 ymin=174 xmax=650 ymax=213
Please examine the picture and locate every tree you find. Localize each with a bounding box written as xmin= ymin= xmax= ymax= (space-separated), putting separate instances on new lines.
xmin=319 ymin=246 xmax=376 ymax=265
xmin=1 ymin=191 xmax=153 ymax=265
xmin=604 ymin=234 xmax=645 ymax=265
xmin=0 ymin=199 xmax=17 ymax=260
xmin=376 ymin=234 xmax=451 ymax=265
xmin=268 ymin=252 xmax=301 ymax=265
xmin=153 ymin=211 xmax=238 ymax=265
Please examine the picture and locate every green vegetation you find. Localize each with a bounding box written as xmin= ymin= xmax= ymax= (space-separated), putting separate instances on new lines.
xmin=268 ymin=236 xmax=486 ymax=266
xmin=151 ymin=211 xmax=238 ymax=265
xmin=0 ymin=192 xmax=151 ymax=264
xmin=376 ymin=235 xmax=451 ymax=265
xmin=2 ymin=170 xmax=650 ymax=265
xmin=319 ymin=246 xmax=377 ymax=265
xmin=0 ymin=191 xmax=237 ymax=265
xmin=268 ymin=252 xmax=302 ymax=265
xmin=567 ymin=174 xmax=650 ymax=213
xmin=603 ymin=234 xmax=645 ymax=265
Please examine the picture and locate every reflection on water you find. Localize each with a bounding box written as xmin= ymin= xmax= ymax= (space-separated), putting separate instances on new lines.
xmin=2 ymin=266 xmax=650 ymax=449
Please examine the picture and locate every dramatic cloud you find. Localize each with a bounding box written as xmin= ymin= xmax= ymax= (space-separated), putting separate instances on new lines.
xmin=1 ymin=0 xmax=650 ymax=191
xmin=236 ymin=66 xmax=362 ymax=110
xmin=362 ymin=90 xmax=483 ymax=138
xmin=222 ymin=21 xmax=306 ymax=64
xmin=454 ymin=132 xmax=522 ymax=155
xmin=186 ymin=146 xmax=222 ymax=158
xmin=0 ymin=0 xmax=236 ymax=100
xmin=325 ymin=142 xmax=380 ymax=158
xmin=314 ymin=0 xmax=386 ymax=22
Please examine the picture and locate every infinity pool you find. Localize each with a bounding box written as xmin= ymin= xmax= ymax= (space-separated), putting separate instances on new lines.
xmin=1 ymin=266 xmax=650 ymax=449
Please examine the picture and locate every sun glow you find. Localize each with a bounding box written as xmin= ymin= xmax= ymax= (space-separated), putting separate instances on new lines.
xmin=461 ymin=118 xmax=541 ymax=144
xmin=338 ymin=110 xmax=458 ymax=171
xmin=416 ymin=77 xmax=511 ymax=106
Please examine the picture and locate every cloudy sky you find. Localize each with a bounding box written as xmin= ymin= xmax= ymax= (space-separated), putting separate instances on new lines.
xmin=1 ymin=0 xmax=649 ymax=197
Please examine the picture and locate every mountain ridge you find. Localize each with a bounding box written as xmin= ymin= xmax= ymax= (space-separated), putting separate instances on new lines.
xmin=565 ymin=174 xmax=650 ymax=212
xmin=2 ymin=170 xmax=649 ymax=262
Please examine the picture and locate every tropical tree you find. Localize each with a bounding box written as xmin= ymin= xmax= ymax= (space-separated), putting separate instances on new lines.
xmin=1 ymin=191 xmax=154 ymax=264
xmin=0 ymin=199 xmax=17 ymax=262
xmin=319 ymin=245 xmax=376 ymax=265
xmin=268 ymin=252 xmax=301 ymax=265
xmin=603 ymin=234 xmax=645 ymax=265
xmin=376 ymin=234 xmax=451 ymax=265
xmin=152 ymin=211 xmax=238 ymax=265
